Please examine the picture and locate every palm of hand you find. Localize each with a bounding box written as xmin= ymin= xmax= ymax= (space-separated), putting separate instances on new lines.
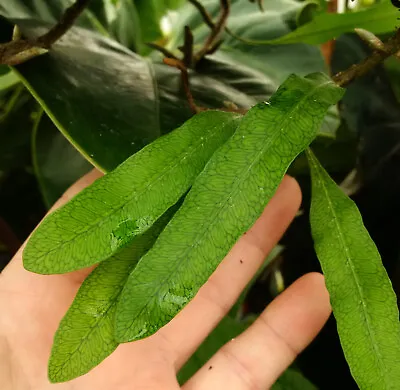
xmin=0 ymin=171 xmax=330 ymax=390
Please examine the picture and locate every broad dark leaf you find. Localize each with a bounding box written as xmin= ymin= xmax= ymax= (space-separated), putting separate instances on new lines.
xmin=13 ymin=21 xmax=161 ymax=172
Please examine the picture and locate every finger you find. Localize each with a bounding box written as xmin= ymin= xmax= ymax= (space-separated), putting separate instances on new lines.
xmin=155 ymin=176 xmax=302 ymax=369
xmin=183 ymin=273 xmax=331 ymax=390
xmin=1 ymin=169 xmax=103 ymax=299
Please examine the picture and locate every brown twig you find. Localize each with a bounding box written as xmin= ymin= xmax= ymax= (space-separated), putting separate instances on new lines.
xmin=194 ymin=0 xmax=230 ymax=64
xmin=0 ymin=0 xmax=90 ymax=65
xmin=332 ymin=28 xmax=400 ymax=87
xmin=206 ymin=39 xmax=223 ymax=56
xmin=156 ymin=0 xmax=246 ymax=115
xmin=163 ymin=57 xmax=203 ymax=114
xmin=157 ymin=0 xmax=232 ymax=113
xmin=188 ymin=0 xmax=216 ymax=29
xmin=147 ymin=42 xmax=179 ymax=60
xmin=180 ymin=26 xmax=194 ymax=68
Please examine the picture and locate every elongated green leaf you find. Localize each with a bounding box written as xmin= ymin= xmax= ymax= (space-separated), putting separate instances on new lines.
xmin=307 ymin=149 xmax=400 ymax=389
xmin=115 ymin=72 xmax=344 ymax=342
xmin=48 ymin=206 xmax=177 ymax=383
xmin=239 ymin=0 xmax=397 ymax=45
xmin=23 ymin=111 xmax=241 ymax=274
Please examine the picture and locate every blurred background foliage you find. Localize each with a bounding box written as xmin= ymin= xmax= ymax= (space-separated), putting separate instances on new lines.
xmin=0 ymin=0 xmax=399 ymax=388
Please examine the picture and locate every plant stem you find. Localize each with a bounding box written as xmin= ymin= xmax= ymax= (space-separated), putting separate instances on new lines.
xmin=332 ymin=28 xmax=400 ymax=87
xmin=188 ymin=0 xmax=215 ymax=30
xmin=147 ymin=43 xmax=179 ymax=60
xmin=0 ymin=0 xmax=90 ymax=65
xmin=163 ymin=58 xmax=202 ymax=114
xmin=194 ymin=0 xmax=230 ymax=64
xmin=181 ymin=26 xmax=194 ymax=68
xmin=0 ymin=83 xmax=24 ymax=122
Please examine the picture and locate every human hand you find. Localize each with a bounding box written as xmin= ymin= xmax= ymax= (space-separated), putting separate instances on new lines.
xmin=0 ymin=171 xmax=331 ymax=390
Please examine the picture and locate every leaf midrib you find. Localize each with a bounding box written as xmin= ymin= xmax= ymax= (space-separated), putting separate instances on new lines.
xmin=312 ymin=157 xmax=388 ymax=387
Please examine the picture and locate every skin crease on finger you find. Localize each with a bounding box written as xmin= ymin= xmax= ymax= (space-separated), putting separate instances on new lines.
xmin=0 ymin=172 xmax=331 ymax=390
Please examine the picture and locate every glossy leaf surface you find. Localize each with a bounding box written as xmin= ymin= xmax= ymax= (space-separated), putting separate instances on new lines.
xmin=23 ymin=111 xmax=240 ymax=274
xmin=0 ymin=0 xmax=335 ymax=172
xmin=12 ymin=22 xmax=160 ymax=172
xmin=115 ymin=72 xmax=344 ymax=342
xmin=307 ymin=149 xmax=400 ymax=389
xmin=48 ymin=207 xmax=176 ymax=383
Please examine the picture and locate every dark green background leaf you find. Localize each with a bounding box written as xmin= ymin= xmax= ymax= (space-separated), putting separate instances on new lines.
xmin=14 ymin=22 xmax=161 ymax=172
xmin=0 ymin=86 xmax=36 ymax=172
xmin=0 ymin=0 xmax=337 ymax=172
xmin=32 ymin=110 xmax=92 ymax=208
